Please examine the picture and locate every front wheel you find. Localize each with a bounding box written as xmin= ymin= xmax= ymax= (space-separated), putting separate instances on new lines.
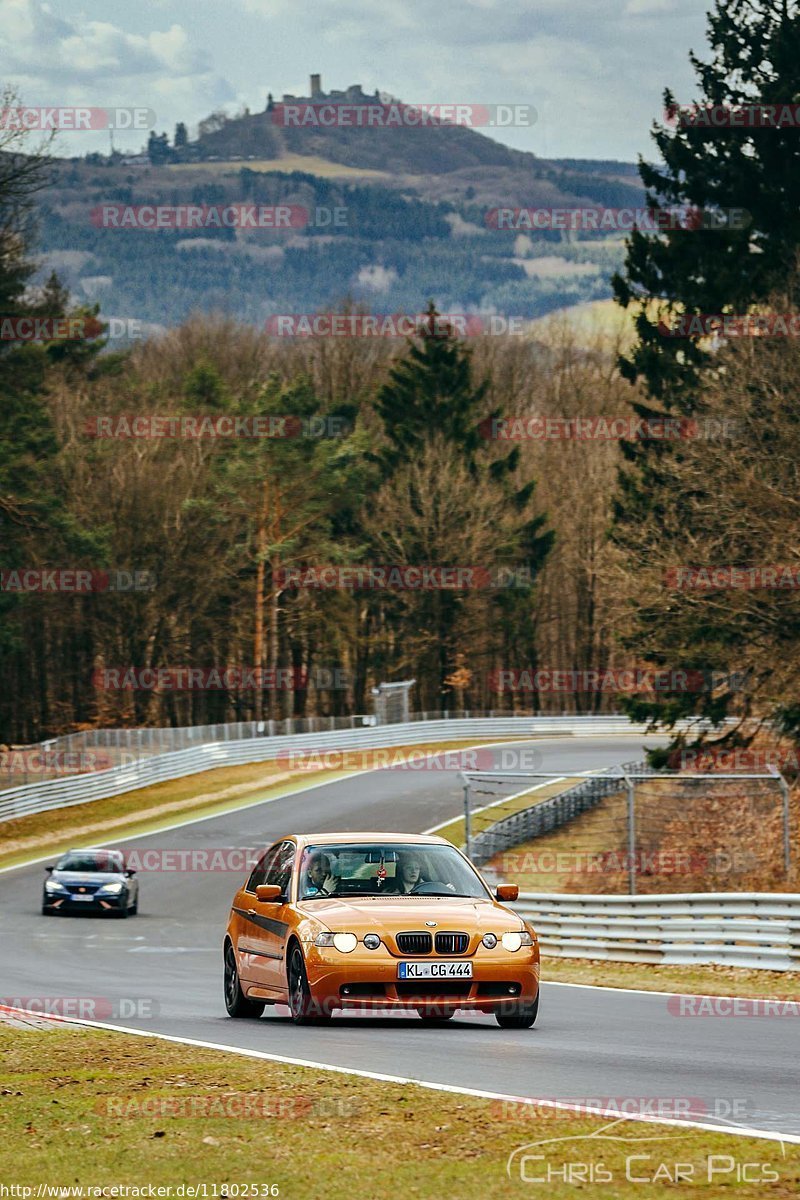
xmin=495 ymin=993 xmax=539 ymax=1030
xmin=224 ymin=943 xmax=265 ymax=1018
xmin=288 ymin=945 xmax=330 ymax=1024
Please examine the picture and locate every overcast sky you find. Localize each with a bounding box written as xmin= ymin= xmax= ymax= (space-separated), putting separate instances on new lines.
xmin=2 ymin=0 xmax=711 ymax=161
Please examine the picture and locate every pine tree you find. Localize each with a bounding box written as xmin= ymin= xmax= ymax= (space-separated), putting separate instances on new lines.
xmin=614 ymin=0 xmax=800 ymax=413
xmin=370 ymin=303 xmax=553 ymax=708
xmin=611 ymin=1 xmax=800 ymax=748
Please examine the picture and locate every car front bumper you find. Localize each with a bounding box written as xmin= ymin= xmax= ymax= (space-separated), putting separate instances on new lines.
xmin=43 ymin=892 xmax=128 ymax=913
xmin=303 ymin=943 xmax=540 ymax=1011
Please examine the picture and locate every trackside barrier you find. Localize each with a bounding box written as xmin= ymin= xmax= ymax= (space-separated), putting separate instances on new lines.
xmin=0 ymin=716 xmax=700 ymax=824
xmin=467 ymin=763 xmax=645 ymax=866
xmin=512 ymin=892 xmax=800 ymax=971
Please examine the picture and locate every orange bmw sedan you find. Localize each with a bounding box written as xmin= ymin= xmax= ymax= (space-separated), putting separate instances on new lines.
xmin=223 ymin=832 xmax=540 ymax=1027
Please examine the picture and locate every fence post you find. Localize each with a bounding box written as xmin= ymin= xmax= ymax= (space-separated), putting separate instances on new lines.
xmin=625 ymin=774 xmax=636 ymax=896
xmin=463 ymin=782 xmax=472 ymax=860
xmin=778 ymin=773 xmax=791 ymax=877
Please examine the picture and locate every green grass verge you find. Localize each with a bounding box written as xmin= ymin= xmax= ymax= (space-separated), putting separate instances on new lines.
xmin=0 ymin=1024 xmax=796 ymax=1197
xmin=543 ymin=955 xmax=800 ymax=1001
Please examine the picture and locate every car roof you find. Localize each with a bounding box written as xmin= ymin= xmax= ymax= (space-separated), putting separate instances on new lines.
xmin=65 ymin=847 xmax=124 ymax=857
xmin=292 ymin=832 xmax=450 ymax=848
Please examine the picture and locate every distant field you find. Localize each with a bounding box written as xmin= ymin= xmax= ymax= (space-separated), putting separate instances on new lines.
xmin=167 ymin=154 xmax=392 ymax=180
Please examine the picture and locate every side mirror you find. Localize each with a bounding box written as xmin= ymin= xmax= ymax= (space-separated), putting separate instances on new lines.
xmin=44 ymin=866 xmax=54 ymax=873
xmin=256 ymin=884 xmax=283 ymax=903
xmin=496 ymin=884 xmax=519 ymax=902
xmin=125 ymin=869 xmax=136 ymax=877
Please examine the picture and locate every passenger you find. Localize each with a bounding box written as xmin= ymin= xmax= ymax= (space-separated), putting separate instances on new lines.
xmin=388 ymin=852 xmax=423 ymax=894
xmin=304 ymin=851 xmax=338 ymax=897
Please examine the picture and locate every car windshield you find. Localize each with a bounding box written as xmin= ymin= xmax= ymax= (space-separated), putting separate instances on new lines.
xmin=298 ymin=843 xmax=489 ymax=900
xmin=55 ymin=853 xmax=123 ymax=873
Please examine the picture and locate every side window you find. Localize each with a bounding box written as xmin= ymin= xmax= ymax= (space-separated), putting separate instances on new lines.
xmin=265 ymin=841 xmax=295 ymax=899
xmin=246 ymin=846 xmax=279 ymax=893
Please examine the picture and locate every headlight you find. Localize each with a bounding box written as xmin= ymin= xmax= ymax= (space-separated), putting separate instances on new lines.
xmin=363 ymin=934 xmax=381 ymax=950
xmin=314 ymin=932 xmax=357 ymax=953
xmin=502 ymin=930 xmax=534 ymax=952
xmin=96 ymin=882 xmax=125 ymax=895
xmin=481 ymin=933 xmax=498 ymax=949
xmin=45 ymin=880 xmax=67 ymax=893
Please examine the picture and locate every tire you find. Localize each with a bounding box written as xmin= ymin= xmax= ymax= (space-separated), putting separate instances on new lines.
xmin=417 ymin=1008 xmax=457 ymax=1022
xmin=116 ymin=900 xmax=129 ymax=919
xmin=495 ymin=992 xmax=539 ymax=1030
xmin=42 ymin=904 xmax=54 ymax=916
xmin=224 ymin=942 xmax=265 ymax=1018
xmin=287 ymin=944 xmax=330 ymax=1025
xmin=130 ymin=899 xmax=138 ymax=916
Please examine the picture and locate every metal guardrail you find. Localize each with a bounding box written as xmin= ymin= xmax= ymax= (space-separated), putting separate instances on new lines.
xmin=513 ymin=892 xmax=800 ymax=971
xmin=0 ymin=709 xmax=666 ymax=790
xmin=0 ymin=716 xmax=672 ymax=824
xmin=468 ymin=762 xmax=646 ymax=866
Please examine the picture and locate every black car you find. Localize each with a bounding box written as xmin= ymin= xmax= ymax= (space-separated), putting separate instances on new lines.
xmin=42 ymin=847 xmax=139 ymax=917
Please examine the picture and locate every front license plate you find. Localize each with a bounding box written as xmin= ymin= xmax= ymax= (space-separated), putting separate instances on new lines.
xmin=71 ymin=895 xmax=95 ymax=901
xmin=398 ymin=961 xmax=473 ymax=980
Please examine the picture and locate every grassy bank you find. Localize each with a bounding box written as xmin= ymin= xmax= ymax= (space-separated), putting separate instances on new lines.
xmin=0 ymin=1023 xmax=796 ymax=1198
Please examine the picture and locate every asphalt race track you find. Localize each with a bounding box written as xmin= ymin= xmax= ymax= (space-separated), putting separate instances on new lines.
xmin=1 ymin=737 xmax=798 ymax=1137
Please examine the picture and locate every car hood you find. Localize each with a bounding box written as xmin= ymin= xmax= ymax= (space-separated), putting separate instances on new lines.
xmin=297 ymin=896 xmax=524 ymax=934
xmin=51 ymin=871 xmax=125 ymax=883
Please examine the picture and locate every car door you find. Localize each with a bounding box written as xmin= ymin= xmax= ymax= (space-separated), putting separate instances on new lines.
xmin=235 ymin=841 xmax=294 ymax=995
xmin=235 ymin=844 xmax=281 ymax=988
xmin=258 ymin=840 xmax=296 ymax=994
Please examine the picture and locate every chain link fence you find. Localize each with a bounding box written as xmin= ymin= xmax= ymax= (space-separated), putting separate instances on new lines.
xmin=463 ymin=766 xmax=793 ymax=895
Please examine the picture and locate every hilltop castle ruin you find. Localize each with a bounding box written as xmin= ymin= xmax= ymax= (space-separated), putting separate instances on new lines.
xmin=269 ymin=75 xmax=383 ymax=109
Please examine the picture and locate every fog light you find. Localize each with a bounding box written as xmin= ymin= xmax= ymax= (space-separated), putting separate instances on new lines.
xmin=482 ymin=933 xmax=498 ymax=949
xmin=364 ymin=934 xmax=381 ymax=950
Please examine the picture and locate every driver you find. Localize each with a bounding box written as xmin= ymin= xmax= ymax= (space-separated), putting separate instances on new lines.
xmin=304 ymin=852 xmax=339 ymax=897
xmin=389 ymin=852 xmax=423 ymax=894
